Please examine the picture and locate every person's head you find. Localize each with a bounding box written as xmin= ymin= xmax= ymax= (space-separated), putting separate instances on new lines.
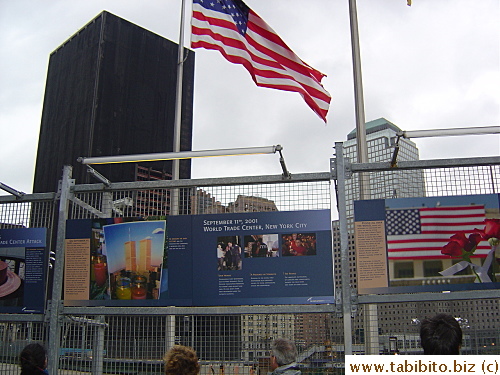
xmin=163 ymin=345 xmax=200 ymax=375
xmin=270 ymin=338 xmax=297 ymax=370
xmin=227 ymin=242 xmax=233 ymax=247
xmin=420 ymin=314 xmax=462 ymax=354
xmin=19 ymin=343 xmax=47 ymax=375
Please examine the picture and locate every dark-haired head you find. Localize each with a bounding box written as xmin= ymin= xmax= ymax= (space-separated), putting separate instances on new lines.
xmin=19 ymin=343 xmax=47 ymax=374
xmin=420 ymin=314 xmax=462 ymax=354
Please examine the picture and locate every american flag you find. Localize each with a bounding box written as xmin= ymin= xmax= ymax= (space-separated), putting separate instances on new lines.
xmin=386 ymin=205 xmax=489 ymax=260
xmin=191 ymin=0 xmax=331 ymax=122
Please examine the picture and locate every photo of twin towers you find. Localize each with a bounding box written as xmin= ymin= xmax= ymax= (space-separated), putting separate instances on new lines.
xmin=103 ymin=221 xmax=166 ymax=300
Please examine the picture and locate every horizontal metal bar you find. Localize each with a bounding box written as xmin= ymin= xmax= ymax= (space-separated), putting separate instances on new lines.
xmin=0 ymin=182 xmax=25 ymax=197
xmin=0 ymin=314 xmax=45 ymax=322
xmin=79 ymin=145 xmax=280 ymax=164
xmin=358 ymin=289 xmax=499 ymax=304
xmin=73 ymin=172 xmax=332 ymax=192
xmin=63 ymin=304 xmax=336 ymax=315
xmin=351 ymin=156 xmax=500 ymax=173
xmin=398 ymin=126 xmax=500 ymax=139
xmin=0 ymin=192 xmax=56 ymax=203
xmin=65 ymin=315 xmax=109 ymax=327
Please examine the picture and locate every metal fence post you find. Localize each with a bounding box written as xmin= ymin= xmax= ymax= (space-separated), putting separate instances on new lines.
xmin=165 ymin=315 xmax=176 ymax=353
xmin=334 ymin=142 xmax=353 ymax=355
xmin=47 ymin=165 xmax=74 ymax=375
xmin=102 ymin=191 xmax=113 ymax=217
xmin=92 ymin=315 xmax=106 ymax=375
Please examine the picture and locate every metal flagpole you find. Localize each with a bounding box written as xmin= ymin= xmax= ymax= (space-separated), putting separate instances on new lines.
xmin=165 ymin=0 xmax=187 ymax=350
xmin=348 ymin=0 xmax=379 ymax=356
xmin=171 ymin=0 xmax=187 ymax=215
xmin=348 ymin=0 xmax=368 ymax=170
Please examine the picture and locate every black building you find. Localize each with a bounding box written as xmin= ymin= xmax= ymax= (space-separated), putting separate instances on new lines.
xmin=33 ymin=11 xmax=194 ymax=193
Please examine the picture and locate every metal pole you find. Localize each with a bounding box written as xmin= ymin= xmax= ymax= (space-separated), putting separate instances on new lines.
xmin=334 ymin=143 xmax=353 ymax=356
xmin=489 ymin=166 xmax=496 ymax=193
xmin=348 ymin=0 xmax=369 ymax=172
xmin=399 ymin=126 xmax=500 ymax=139
xmin=92 ymin=315 xmax=106 ymax=375
xmin=191 ymin=315 xmax=195 ymax=349
xmin=171 ymin=0 xmax=187 ymax=215
xmin=166 ymin=315 xmax=176 ymax=350
xmin=348 ymin=0 xmax=380 ymax=355
xmin=47 ymin=165 xmax=74 ymax=375
xmin=102 ymin=191 xmax=113 ymax=217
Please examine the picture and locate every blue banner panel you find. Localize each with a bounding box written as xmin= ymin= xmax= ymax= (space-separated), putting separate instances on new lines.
xmin=161 ymin=215 xmax=193 ymax=303
xmin=354 ymin=194 xmax=500 ymax=294
xmin=64 ymin=210 xmax=334 ymax=306
xmin=188 ymin=209 xmax=334 ymax=306
xmin=0 ymin=228 xmax=47 ymax=313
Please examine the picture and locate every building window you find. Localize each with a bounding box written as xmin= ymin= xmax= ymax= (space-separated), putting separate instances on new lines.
xmin=394 ymin=262 xmax=414 ymax=278
xmin=423 ymin=260 xmax=443 ymax=277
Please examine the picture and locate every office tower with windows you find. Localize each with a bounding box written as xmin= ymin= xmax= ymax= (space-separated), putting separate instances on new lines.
xmin=138 ymin=239 xmax=152 ymax=273
xmin=124 ymin=241 xmax=137 ymax=272
xmin=343 ymin=118 xmax=425 ymax=219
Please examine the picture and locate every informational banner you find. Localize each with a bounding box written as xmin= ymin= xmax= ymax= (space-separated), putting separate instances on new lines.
xmin=0 ymin=228 xmax=47 ymax=313
xmin=64 ymin=210 xmax=335 ymax=306
xmin=354 ymin=194 xmax=500 ymax=294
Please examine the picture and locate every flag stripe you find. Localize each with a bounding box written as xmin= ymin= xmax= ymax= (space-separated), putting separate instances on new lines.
xmin=421 ymin=221 xmax=485 ymax=227
xmin=420 ymin=206 xmax=483 ymax=211
xmin=191 ymin=1 xmax=331 ymax=121
xmin=421 ymin=213 xmax=485 ymax=220
xmin=388 ymin=247 xmax=491 ymax=254
xmin=389 ymin=250 xmax=491 ymax=258
xmin=389 ymin=254 xmax=486 ymax=261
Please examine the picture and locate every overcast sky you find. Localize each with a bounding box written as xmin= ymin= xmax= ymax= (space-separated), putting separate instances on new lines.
xmin=0 ymin=0 xmax=498 ymax=194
